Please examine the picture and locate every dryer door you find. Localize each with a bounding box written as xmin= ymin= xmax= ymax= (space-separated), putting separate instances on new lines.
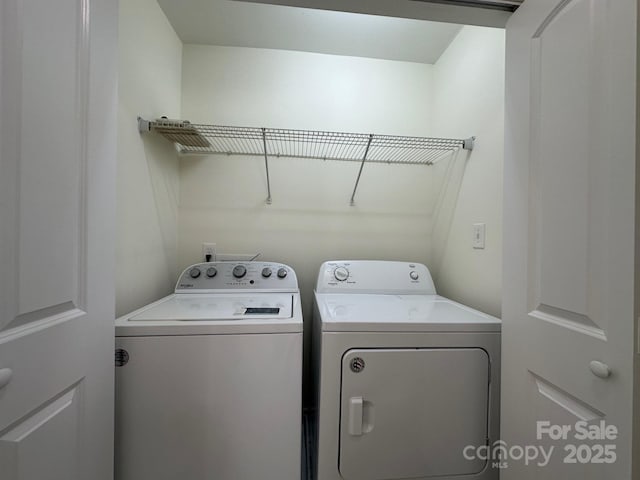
xmin=339 ymin=348 xmax=490 ymax=480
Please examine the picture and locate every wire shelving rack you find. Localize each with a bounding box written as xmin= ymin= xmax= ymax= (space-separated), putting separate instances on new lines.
xmin=138 ymin=117 xmax=475 ymax=205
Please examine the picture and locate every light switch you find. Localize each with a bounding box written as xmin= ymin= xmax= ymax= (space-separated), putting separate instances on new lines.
xmin=473 ymin=223 xmax=486 ymax=249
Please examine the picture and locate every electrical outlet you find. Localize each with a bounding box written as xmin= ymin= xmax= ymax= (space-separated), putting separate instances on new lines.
xmin=472 ymin=223 xmax=486 ymax=249
xmin=202 ymin=243 xmax=217 ymax=262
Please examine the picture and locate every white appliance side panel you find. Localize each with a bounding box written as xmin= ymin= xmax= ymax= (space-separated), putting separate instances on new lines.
xmin=114 ymin=333 xmax=302 ymax=480
xmin=339 ymin=348 xmax=489 ymax=480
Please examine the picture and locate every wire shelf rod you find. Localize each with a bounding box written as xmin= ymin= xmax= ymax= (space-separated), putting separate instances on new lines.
xmin=350 ymin=134 xmax=374 ymax=207
xmin=262 ymin=128 xmax=272 ymax=205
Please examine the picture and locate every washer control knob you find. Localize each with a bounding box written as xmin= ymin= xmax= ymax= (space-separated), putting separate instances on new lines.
xmin=277 ymin=268 xmax=288 ymax=278
xmin=334 ymin=267 xmax=349 ymax=282
xmin=410 ymin=271 xmax=419 ymax=280
xmin=232 ymin=265 xmax=247 ymax=279
xmin=189 ymin=267 xmax=201 ymax=279
xmin=206 ymin=267 xmax=217 ymax=278
xmin=262 ymin=268 xmax=272 ymax=278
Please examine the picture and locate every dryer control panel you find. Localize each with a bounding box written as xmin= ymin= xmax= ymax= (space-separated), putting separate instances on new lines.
xmin=315 ymin=260 xmax=436 ymax=295
xmin=176 ymin=262 xmax=298 ymax=292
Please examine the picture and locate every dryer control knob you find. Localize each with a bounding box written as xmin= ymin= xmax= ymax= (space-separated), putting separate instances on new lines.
xmin=206 ymin=267 xmax=217 ymax=278
xmin=262 ymin=268 xmax=272 ymax=278
xmin=410 ymin=271 xmax=419 ymax=280
xmin=232 ymin=265 xmax=247 ymax=279
xmin=334 ymin=267 xmax=349 ymax=282
xmin=277 ymin=268 xmax=288 ymax=278
xmin=189 ymin=267 xmax=201 ymax=279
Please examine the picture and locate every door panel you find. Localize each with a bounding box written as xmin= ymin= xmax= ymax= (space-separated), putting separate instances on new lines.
xmin=528 ymin=376 xmax=610 ymax=476
xmin=0 ymin=314 xmax=86 ymax=440
xmin=1 ymin=0 xmax=85 ymax=332
xmin=0 ymin=386 xmax=82 ymax=480
xmin=339 ymin=348 xmax=490 ymax=480
xmin=530 ymin=0 xmax=607 ymax=335
xmin=16 ymin=0 xmax=85 ymax=318
xmin=503 ymin=0 xmax=637 ymax=478
xmin=0 ymin=0 xmax=117 ymax=478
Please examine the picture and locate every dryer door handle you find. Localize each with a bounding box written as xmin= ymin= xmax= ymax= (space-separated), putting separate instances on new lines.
xmin=348 ymin=396 xmax=364 ymax=436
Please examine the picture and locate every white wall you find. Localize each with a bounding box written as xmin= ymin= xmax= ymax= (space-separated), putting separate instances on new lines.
xmin=116 ymin=0 xmax=182 ymax=316
xmin=181 ymin=45 xmax=434 ymax=134
xmin=430 ymin=26 xmax=505 ymax=317
xmin=179 ymin=46 xmax=439 ymax=398
xmin=179 ymin=46 xmax=438 ymax=307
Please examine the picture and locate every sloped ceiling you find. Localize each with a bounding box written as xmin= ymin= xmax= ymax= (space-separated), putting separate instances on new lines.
xmin=157 ymin=0 xmax=464 ymax=64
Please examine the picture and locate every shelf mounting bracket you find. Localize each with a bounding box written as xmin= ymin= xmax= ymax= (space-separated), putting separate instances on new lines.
xmin=463 ymin=136 xmax=476 ymax=151
xmin=350 ymin=134 xmax=374 ymax=206
xmin=138 ymin=117 xmax=151 ymax=133
xmin=262 ymin=128 xmax=272 ymax=205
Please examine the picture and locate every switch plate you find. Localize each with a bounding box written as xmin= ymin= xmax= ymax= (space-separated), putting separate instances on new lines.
xmin=472 ymin=223 xmax=486 ymax=249
xmin=202 ymin=243 xmax=217 ymax=262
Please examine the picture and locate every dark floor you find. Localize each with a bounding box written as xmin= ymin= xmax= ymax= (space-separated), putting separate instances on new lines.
xmin=302 ymin=410 xmax=316 ymax=480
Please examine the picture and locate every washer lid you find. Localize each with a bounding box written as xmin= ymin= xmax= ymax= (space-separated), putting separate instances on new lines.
xmin=116 ymin=293 xmax=302 ymax=336
xmin=315 ymin=293 xmax=501 ymax=332
xmin=130 ymin=293 xmax=293 ymax=321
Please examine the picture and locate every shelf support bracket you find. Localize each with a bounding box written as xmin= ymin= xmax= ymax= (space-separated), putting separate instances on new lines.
xmin=463 ymin=136 xmax=476 ymax=151
xmin=262 ymin=128 xmax=272 ymax=205
xmin=138 ymin=117 xmax=152 ymax=133
xmin=350 ymin=134 xmax=374 ymax=206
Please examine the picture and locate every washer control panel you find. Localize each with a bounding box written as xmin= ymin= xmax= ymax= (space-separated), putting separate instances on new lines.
xmin=176 ymin=262 xmax=298 ymax=292
xmin=315 ymin=260 xmax=436 ymax=295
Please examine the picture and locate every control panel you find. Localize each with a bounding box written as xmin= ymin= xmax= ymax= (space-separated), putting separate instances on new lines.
xmin=176 ymin=262 xmax=298 ymax=292
xmin=315 ymin=260 xmax=436 ymax=295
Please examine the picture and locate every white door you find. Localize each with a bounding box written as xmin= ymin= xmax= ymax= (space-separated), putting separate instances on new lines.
xmin=502 ymin=0 xmax=637 ymax=478
xmin=0 ymin=1 xmax=117 ymax=479
xmin=339 ymin=348 xmax=490 ymax=480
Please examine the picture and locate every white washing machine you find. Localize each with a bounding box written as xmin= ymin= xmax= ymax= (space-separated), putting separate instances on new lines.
xmin=312 ymin=261 xmax=501 ymax=480
xmin=115 ymin=261 xmax=302 ymax=480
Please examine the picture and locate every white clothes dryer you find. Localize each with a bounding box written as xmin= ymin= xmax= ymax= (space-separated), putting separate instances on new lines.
xmin=115 ymin=262 xmax=302 ymax=480
xmin=312 ymin=261 xmax=501 ymax=480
